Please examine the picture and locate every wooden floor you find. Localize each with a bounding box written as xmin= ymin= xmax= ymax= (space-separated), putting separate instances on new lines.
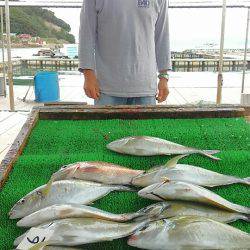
xmin=1 ymin=74 xmax=249 ymax=162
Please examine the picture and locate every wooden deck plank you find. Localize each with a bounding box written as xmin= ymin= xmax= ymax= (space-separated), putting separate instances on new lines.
xmin=0 ymin=110 xmax=39 ymax=188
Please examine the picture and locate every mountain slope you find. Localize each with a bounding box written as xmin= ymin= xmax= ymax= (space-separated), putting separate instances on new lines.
xmin=10 ymin=7 xmax=75 ymax=43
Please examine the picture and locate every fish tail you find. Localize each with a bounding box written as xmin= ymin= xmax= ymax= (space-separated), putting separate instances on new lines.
xmin=233 ymin=204 xmax=250 ymax=215
xmin=200 ymin=150 xmax=221 ymax=161
xmin=241 ymin=177 xmax=250 ymax=185
xmin=242 ymin=214 xmax=250 ymax=222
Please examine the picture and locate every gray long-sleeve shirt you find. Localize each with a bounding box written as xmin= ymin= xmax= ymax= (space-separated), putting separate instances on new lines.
xmin=79 ymin=0 xmax=172 ymax=97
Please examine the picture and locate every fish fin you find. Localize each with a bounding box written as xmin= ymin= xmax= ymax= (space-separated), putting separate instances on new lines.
xmin=242 ymin=214 xmax=250 ymax=222
xmin=41 ymin=176 xmax=54 ymax=197
xmin=28 ymin=241 xmax=50 ymax=250
xmin=242 ymin=177 xmax=250 ymax=185
xmin=200 ymin=150 xmax=221 ymax=161
xmin=164 ymin=155 xmax=189 ymax=169
xmin=147 ymin=165 xmax=163 ymax=173
xmin=162 ymin=177 xmax=170 ymax=183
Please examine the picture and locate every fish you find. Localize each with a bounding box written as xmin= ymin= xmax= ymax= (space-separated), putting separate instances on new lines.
xmin=138 ymin=180 xmax=250 ymax=214
xmin=51 ymin=161 xmax=144 ymax=185
xmin=17 ymin=203 xmax=167 ymax=228
xmin=9 ymin=180 xmax=133 ymax=219
xmin=14 ymin=218 xmax=150 ymax=247
xmin=132 ymin=155 xmax=250 ymax=187
xmin=134 ymin=201 xmax=250 ymax=224
xmin=128 ymin=216 xmax=250 ymax=250
xmin=107 ymin=136 xmax=220 ymax=160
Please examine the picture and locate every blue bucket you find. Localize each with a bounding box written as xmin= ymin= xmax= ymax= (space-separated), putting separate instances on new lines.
xmin=34 ymin=71 xmax=60 ymax=102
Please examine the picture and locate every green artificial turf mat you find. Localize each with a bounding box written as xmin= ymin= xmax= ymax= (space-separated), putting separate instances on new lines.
xmin=0 ymin=117 xmax=250 ymax=250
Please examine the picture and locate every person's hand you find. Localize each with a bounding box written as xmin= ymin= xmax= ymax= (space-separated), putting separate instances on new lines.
xmin=83 ymin=70 xmax=100 ymax=100
xmin=156 ymin=78 xmax=169 ymax=103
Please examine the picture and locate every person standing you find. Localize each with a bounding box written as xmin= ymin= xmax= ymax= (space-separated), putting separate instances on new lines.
xmin=79 ymin=0 xmax=172 ymax=105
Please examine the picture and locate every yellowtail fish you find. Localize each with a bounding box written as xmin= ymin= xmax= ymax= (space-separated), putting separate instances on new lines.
xmin=10 ymin=180 xmax=133 ymax=219
xmin=51 ymin=161 xmax=144 ymax=185
xmin=14 ymin=218 xmax=150 ymax=247
xmin=132 ymin=155 xmax=250 ymax=187
xmin=138 ymin=181 xmax=250 ymax=214
xmin=128 ymin=216 xmax=250 ymax=250
xmin=17 ymin=203 xmax=166 ymax=228
xmin=135 ymin=201 xmax=250 ymax=224
xmin=107 ymin=136 xmax=220 ymax=160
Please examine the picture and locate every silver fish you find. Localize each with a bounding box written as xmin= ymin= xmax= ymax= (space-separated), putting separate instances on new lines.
xmin=128 ymin=216 xmax=250 ymax=250
xmin=132 ymin=155 xmax=250 ymax=187
xmin=107 ymin=136 xmax=220 ymax=160
xmin=51 ymin=161 xmax=144 ymax=185
xmin=17 ymin=203 xmax=166 ymax=228
xmin=14 ymin=218 xmax=149 ymax=247
xmin=138 ymin=181 xmax=250 ymax=214
xmin=135 ymin=201 xmax=250 ymax=224
xmin=10 ymin=180 xmax=133 ymax=219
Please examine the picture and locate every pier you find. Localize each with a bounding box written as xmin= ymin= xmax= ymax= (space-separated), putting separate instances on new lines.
xmin=171 ymin=58 xmax=248 ymax=72
xmin=12 ymin=58 xmax=250 ymax=72
xmin=0 ymin=57 xmax=248 ymax=73
xmin=20 ymin=58 xmax=79 ymax=70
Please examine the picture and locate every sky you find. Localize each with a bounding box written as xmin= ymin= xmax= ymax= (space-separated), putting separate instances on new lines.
xmin=51 ymin=7 xmax=249 ymax=51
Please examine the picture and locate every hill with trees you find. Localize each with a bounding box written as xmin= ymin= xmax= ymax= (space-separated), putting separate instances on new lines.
xmin=9 ymin=6 xmax=75 ymax=44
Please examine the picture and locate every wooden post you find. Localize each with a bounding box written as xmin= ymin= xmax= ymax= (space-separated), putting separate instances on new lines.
xmin=172 ymin=60 xmax=176 ymax=71
xmin=0 ymin=7 xmax=6 ymax=97
xmin=242 ymin=7 xmax=250 ymax=94
xmin=217 ymin=0 xmax=227 ymax=105
xmin=232 ymin=61 xmax=236 ymax=71
xmin=5 ymin=0 xmax=14 ymax=111
xmin=202 ymin=61 xmax=205 ymax=71
xmin=187 ymin=61 xmax=190 ymax=72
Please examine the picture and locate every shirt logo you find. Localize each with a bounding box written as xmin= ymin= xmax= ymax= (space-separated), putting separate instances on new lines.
xmin=138 ymin=0 xmax=150 ymax=8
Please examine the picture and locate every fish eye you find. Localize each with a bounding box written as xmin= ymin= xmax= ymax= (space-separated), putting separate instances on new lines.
xmin=36 ymin=191 xmax=43 ymax=197
xmin=20 ymin=199 xmax=25 ymax=204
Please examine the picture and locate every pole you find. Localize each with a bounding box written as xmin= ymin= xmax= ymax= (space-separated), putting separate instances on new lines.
xmin=0 ymin=7 xmax=6 ymax=97
xmin=241 ymin=7 xmax=250 ymax=94
xmin=216 ymin=0 xmax=227 ymax=105
xmin=5 ymin=0 xmax=14 ymax=111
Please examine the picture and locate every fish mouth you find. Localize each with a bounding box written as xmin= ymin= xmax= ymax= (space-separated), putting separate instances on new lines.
xmin=106 ymin=142 xmax=123 ymax=153
xmin=9 ymin=208 xmax=19 ymax=219
xmin=150 ymin=192 xmax=165 ymax=201
xmin=106 ymin=141 xmax=117 ymax=148
xmin=107 ymin=138 xmax=131 ymax=153
xmin=16 ymin=219 xmax=24 ymax=227
xmin=138 ymin=190 xmax=165 ymax=201
xmin=127 ymin=234 xmax=139 ymax=246
xmin=138 ymin=182 xmax=166 ymax=201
